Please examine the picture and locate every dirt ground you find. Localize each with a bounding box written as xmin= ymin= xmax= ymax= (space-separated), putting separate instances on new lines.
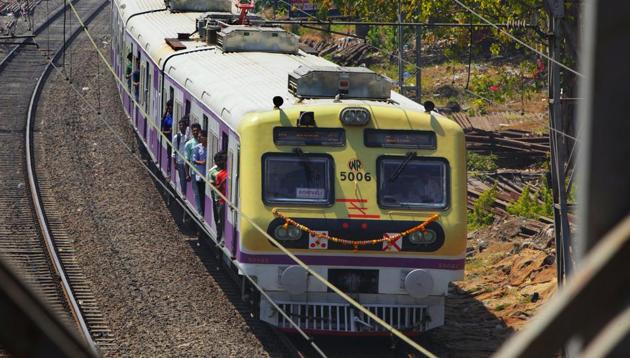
xmin=425 ymin=217 xmax=557 ymax=357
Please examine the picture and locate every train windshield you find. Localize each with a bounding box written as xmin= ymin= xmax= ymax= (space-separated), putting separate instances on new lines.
xmin=263 ymin=153 xmax=334 ymax=205
xmin=377 ymin=157 xmax=448 ymax=209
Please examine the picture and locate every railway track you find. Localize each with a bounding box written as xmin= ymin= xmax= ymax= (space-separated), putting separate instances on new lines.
xmin=0 ymin=0 xmax=111 ymax=354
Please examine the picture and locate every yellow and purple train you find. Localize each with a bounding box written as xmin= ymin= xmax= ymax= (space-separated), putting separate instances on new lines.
xmin=111 ymin=0 xmax=466 ymax=334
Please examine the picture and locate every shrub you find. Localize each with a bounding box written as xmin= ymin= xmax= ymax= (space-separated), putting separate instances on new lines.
xmin=467 ymin=153 xmax=498 ymax=172
xmin=507 ymin=181 xmax=554 ymax=219
xmin=469 ymin=185 xmax=497 ymax=230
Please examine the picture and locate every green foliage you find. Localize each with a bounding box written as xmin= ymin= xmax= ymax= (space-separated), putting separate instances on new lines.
xmin=538 ymin=181 xmax=554 ymax=217
xmin=507 ymin=181 xmax=554 ymax=219
xmin=469 ymin=66 xmax=541 ymax=104
xmin=309 ymin=0 xmax=545 ymax=58
xmin=508 ymin=185 xmax=536 ymax=218
xmin=469 ymin=185 xmax=497 ymax=230
xmin=366 ymin=26 xmax=396 ymax=53
xmin=467 ymin=153 xmax=498 ymax=172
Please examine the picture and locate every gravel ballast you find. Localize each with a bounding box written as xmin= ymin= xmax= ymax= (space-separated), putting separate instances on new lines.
xmin=36 ymin=9 xmax=271 ymax=357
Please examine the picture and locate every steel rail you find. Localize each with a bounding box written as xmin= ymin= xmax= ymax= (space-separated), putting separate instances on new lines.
xmin=24 ymin=0 xmax=110 ymax=354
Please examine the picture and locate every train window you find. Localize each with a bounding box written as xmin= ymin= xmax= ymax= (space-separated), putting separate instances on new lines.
xmin=262 ymin=153 xmax=334 ymax=206
xmin=364 ymin=129 xmax=436 ymax=149
xmin=144 ymin=62 xmax=150 ymax=112
xmin=377 ymin=156 xmax=449 ymax=210
xmin=202 ymin=114 xmax=208 ymax=130
xmin=139 ymin=62 xmax=145 ymax=106
xmin=185 ymin=99 xmax=191 ymax=115
xmin=174 ymin=100 xmax=182 ymax=123
xmin=209 ymin=133 xmax=219 ymax=158
xmin=168 ymin=86 xmax=174 ymax=106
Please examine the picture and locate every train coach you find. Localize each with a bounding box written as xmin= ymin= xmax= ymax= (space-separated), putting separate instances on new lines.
xmin=111 ymin=0 xmax=466 ymax=334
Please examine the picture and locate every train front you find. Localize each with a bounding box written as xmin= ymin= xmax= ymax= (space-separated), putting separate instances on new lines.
xmin=237 ymin=66 xmax=467 ymax=335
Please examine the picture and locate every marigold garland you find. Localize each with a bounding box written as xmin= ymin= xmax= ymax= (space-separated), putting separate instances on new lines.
xmin=272 ymin=208 xmax=440 ymax=251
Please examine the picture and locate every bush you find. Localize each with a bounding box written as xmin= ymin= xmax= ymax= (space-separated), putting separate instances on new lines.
xmin=469 ymin=185 xmax=497 ymax=230
xmin=467 ymin=153 xmax=498 ymax=172
xmin=507 ymin=185 xmax=537 ymax=218
xmin=507 ymin=181 xmax=554 ymax=219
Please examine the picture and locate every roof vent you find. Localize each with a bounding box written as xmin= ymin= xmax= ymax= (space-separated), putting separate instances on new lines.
xmin=166 ymin=0 xmax=232 ymax=12
xmin=288 ymin=66 xmax=392 ymax=100
xmin=217 ymin=26 xmax=299 ymax=54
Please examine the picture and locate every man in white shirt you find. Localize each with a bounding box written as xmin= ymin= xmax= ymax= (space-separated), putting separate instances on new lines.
xmin=192 ymin=131 xmax=208 ymax=215
xmin=171 ymin=116 xmax=190 ymax=195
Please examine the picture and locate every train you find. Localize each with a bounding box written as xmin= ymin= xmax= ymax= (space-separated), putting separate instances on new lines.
xmin=110 ymin=0 xmax=466 ymax=334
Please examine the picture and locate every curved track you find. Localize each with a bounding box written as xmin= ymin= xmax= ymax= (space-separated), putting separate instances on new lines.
xmin=0 ymin=0 xmax=111 ymax=353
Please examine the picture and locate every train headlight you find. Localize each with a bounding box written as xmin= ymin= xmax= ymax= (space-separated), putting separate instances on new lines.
xmin=287 ymin=225 xmax=302 ymax=240
xmin=274 ymin=224 xmax=302 ymax=241
xmin=407 ymin=230 xmax=437 ymax=245
xmin=340 ymin=108 xmax=370 ymax=126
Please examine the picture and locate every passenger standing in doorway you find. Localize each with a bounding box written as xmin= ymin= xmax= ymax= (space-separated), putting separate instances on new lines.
xmin=184 ymin=123 xmax=201 ymax=182
xmin=172 ymin=116 xmax=190 ymax=194
xmin=162 ymin=100 xmax=174 ymax=174
xmin=208 ymin=151 xmax=227 ymax=238
xmin=214 ymin=156 xmax=228 ymax=241
xmin=132 ymin=57 xmax=140 ymax=102
xmin=192 ymin=130 xmax=208 ymax=215
xmin=125 ymin=53 xmax=133 ymax=91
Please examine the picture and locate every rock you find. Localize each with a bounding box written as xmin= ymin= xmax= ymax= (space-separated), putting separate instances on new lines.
xmin=531 ymin=266 xmax=556 ymax=284
xmin=542 ymin=254 xmax=555 ymax=267
xmin=466 ymin=246 xmax=476 ymax=257
xmin=478 ymin=240 xmax=488 ymax=252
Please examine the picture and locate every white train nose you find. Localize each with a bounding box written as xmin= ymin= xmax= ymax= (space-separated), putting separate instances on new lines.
xmin=404 ymin=269 xmax=434 ymax=298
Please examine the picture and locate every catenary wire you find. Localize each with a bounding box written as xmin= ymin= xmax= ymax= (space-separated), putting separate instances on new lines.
xmin=64 ymin=2 xmax=438 ymax=356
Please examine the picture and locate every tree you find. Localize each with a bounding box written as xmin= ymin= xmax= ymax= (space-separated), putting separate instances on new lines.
xmin=305 ymin=0 xmax=547 ymax=57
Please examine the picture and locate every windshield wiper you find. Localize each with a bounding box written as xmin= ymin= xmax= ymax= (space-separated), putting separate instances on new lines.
xmin=293 ymin=148 xmax=314 ymax=184
xmin=389 ymin=152 xmax=416 ymax=182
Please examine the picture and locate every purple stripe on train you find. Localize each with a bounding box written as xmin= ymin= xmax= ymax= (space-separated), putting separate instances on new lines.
xmin=237 ymin=252 xmax=465 ymax=270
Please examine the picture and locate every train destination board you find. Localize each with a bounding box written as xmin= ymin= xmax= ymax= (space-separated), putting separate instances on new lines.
xmin=274 ymin=127 xmax=346 ymax=146
xmin=364 ymin=129 xmax=437 ymax=149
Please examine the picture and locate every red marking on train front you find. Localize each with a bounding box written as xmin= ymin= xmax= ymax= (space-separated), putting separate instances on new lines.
xmin=337 ymin=198 xmax=381 ymax=219
xmin=348 ymin=214 xmax=381 ymax=219
xmin=336 ymin=198 xmax=367 ymax=203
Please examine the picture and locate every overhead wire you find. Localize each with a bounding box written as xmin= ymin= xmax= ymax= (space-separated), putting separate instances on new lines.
xmin=63 ymin=2 xmax=438 ymax=357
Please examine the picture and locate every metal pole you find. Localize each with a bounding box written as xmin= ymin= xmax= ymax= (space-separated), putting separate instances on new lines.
xmin=397 ymin=0 xmax=404 ymax=94
xmin=62 ymin=0 xmax=66 ymax=70
xmin=547 ymin=12 xmax=573 ymax=284
xmin=415 ymin=2 xmax=421 ymax=102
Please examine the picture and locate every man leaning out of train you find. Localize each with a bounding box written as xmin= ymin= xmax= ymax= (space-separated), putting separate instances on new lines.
xmin=209 ymin=151 xmax=227 ymax=240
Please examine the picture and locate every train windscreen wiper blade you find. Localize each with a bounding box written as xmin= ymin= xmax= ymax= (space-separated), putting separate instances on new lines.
xmin=293 ymin=147 xmax=314 ymax=183
xmin=389 ymin=152 xmax=416 ymax=182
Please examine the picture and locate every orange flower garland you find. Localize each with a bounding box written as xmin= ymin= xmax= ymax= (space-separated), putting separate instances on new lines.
xmin=271 ymin=208 xmax=440 ymax=252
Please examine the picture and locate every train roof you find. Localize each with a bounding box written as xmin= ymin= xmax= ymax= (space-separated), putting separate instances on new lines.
xmin=115 ymin=0 xmax=429 ymax=130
